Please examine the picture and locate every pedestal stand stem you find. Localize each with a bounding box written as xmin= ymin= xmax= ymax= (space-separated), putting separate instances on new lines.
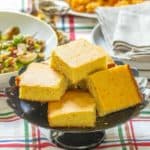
xmin=51 ymin=130 xmax=106 ymax=150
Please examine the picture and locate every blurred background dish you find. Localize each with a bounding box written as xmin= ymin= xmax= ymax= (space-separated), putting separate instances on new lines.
xmin=65 ymin=0 xmax=144 ymax=17
xmin=0 ymin=11 xmax=57 ymax=88
xmin=37 ymin=0 xmax=70 ymax=16
xmin=35 ymin=0 xmax=145 ymax=19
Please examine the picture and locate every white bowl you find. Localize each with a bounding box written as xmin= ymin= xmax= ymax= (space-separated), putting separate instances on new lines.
xmin=0 ymin=11 xmax=58 ymax=88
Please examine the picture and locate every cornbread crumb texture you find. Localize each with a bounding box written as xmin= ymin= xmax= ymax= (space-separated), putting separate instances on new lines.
xmin=19 ymin=63 xmax=68 ymax=101
xmin=88 ymin=64 xmax=142 ymax=116
xmin=51 ymin=39 xmax=107 ymax=84
xmin=48 ymin=91 xmax=96 ymax=127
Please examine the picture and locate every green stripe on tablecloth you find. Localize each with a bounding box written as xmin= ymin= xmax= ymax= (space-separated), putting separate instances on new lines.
xmin=24 ymin=120 xmax=29 ymax=150
xmin=57 ymin=26 xmax=94 ymax=30
xmin=118 ymin=126 xmax=127 ymax=150
xmin=74 ymin=26 xmax=94 ymax=30
xmin=0 ymin=112 xmax=14 ymax=116
xmin=141 ymin=111 xmax=150 ymax=114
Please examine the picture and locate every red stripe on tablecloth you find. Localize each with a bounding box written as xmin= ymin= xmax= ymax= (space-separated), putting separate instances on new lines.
xmin=69 ymin=15 xmax=75 ymax=40
xmin=125 ymin=122 xmax=134 ymax=150
xmin=137 ymin=143 xmax=150 ymax=146
xmin=129 ymin=120 xmax=138 ymax=150
xmin=2 ymin=141 xmax=150 ymax=149
xmin=0 ymin=142 xmax=55 ymax=148
xmin=97 ymin=142 xmax=150 ymax=149
xmin=0 ymin=116 xmax=20 ymax=122
xmin=37 ymin=128 xmax=41 ymax=150
xmin=32 ymin=125 xmax=37 ymax=150
xmin=0 ymin=93 xmax=6 ymax=97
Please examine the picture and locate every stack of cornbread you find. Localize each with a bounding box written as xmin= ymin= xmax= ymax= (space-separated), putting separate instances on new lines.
xmin=16 ymin=39 xmax=142 ymax=128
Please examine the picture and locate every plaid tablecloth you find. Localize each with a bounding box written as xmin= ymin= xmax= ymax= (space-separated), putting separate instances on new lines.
xmin=0 ymin=0 xmax=150 ymax=149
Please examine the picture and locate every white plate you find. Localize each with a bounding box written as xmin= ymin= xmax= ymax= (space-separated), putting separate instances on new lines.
xmin=0 ymin=11 xmax=58 ymax=88
xmin=91 ymin=24 xmax=150 ymax=78
xmin=68 ymin=10 xmax=97 ymax=19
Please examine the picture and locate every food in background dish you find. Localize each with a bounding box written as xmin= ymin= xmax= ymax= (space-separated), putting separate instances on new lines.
xmin=115 ymin=0 xmax=143 ymax=6
xmin=16 ymin=63 xmax=68 ymax=101
xmin=0 ymin=26 xmax=45 ymax=74
xmin=66 ymin=0 xmax=144 ymax=13
xmin=48 ymin=90 xmax=96 ymax=127
xmin=87 ymin=64 xmax=142 ymax=116
xmin=51 ymin=39 xmax=107 ymax=84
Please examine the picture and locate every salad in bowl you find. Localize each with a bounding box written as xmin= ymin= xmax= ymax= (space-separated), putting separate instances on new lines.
xmin=0 ymin=26 xmax=45 ymax=74
xmin=0 ymin=11 xmax=57 ymax=88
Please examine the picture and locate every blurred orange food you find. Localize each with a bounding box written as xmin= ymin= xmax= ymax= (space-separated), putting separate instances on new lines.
xmin=66 ymin=0 xmax=144 ymax=13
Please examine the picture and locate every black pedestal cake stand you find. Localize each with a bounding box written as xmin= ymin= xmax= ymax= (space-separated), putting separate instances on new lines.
xmin=5 ymin=64 xmax=149 ymax=149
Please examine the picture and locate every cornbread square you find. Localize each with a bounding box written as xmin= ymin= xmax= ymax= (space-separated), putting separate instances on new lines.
xmin=87 ymin=64 xmax=142 ymax=116
xmin=48 ymin=91 xmax=96 ymax=127
xmin=18 ymin=63 xmax=68 ymax=102
xmin=51 ymin=39 xmax=107 ymax=84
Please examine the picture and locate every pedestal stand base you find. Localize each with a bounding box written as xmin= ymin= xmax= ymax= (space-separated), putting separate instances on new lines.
xmin=51 ymin=130 xmax=105 ymax=150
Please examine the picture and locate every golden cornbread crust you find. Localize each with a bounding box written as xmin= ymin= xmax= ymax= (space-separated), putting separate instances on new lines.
xmin=18 ymin=63 xmax=68 ymax=102
xmin=127 ymin=65 xmax=143 ymax=102
xmin=48 ymin=90 xmax=96 ymax=127
xmin=51 ymin=39 xmax=107 ymax=83
xmin=87 ymin=64 xmax=142 ymax=116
